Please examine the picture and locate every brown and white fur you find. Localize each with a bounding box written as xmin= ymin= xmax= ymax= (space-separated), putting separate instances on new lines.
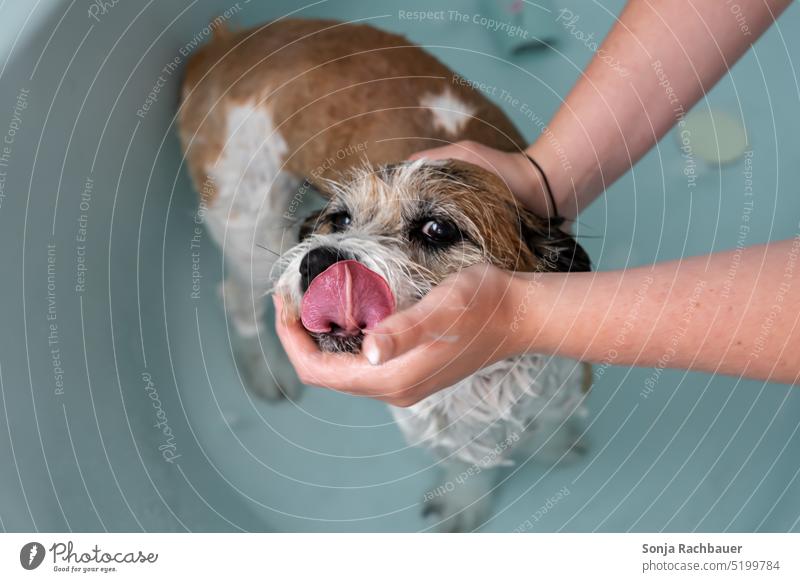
xmin=178 ymin=18 xmax=591 ymax=531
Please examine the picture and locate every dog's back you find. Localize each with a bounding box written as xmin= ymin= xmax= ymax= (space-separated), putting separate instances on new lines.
xmin=178 ymin=18 xmax=525 ymax=197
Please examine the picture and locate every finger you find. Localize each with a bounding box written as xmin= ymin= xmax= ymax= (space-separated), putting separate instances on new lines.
xmin=272 ymin=296 xmax=326 ymax=380
xmin=272 ymin=295 xmax=351 ymax=385
xmin=362 ymin=280 xmax=471 ymax=365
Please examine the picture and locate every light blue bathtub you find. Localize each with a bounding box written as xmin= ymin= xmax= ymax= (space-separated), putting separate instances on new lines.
xmin=1 ymin=0 xmax=798 ymax=532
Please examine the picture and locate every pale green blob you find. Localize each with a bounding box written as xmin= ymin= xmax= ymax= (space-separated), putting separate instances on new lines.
xmin=678 ymin=109 xmax=749 ymax=165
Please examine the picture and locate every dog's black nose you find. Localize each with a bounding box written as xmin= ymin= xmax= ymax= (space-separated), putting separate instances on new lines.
xmin=300 ymin=246 xmax=348 ymax=291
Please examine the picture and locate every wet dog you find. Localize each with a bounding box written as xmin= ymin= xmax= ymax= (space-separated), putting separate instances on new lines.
xmin=178 ymin=18 xmax=591 ymax=531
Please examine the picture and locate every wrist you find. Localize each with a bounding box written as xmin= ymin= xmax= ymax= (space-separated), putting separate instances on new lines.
xmin=507 ymin=273 xmax=570 ymax=355
xmin=501 ymin=271 xmax=548 ymax=357
xmin=505 ymin=152 xmax=553 ymax=218
xmin=524 ymin=142 xmax=576 ymax=219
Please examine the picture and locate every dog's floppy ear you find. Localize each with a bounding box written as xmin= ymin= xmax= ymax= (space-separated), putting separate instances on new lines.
xmin=298 ymin=209 xmax=323 ymax=241
xmin=518 ymin=210 xmax=591 ymax=272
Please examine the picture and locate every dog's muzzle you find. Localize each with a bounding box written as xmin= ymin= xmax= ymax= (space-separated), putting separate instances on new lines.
xmin=298 ymin=248 xmax=395 ymax=351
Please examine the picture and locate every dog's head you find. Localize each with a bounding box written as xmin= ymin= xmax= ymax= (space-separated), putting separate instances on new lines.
xmin=273 ymin=159 xmax=590 ymax=352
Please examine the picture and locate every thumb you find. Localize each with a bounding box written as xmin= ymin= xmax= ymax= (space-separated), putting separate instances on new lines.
xmin=362 ymin=282 xmax=468 ymax=365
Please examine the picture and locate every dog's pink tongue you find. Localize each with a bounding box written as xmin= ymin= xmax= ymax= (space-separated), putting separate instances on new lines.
xmin=300 ymin=260 xmax=395 ymax=335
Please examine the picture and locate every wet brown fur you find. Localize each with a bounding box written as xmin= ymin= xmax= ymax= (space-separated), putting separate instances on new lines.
xmin=179 ymin=19 xmax=524 ymax=202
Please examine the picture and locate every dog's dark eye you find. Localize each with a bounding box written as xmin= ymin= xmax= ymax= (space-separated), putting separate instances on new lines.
xmin=420 ymin=219 xmax=460 ymax=245
xmin=329 ymin=211 xmax=351 ymax=232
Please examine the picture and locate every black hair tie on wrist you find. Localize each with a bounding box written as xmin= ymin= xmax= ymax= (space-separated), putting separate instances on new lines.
xmin=523 ymin=153 xmax=559 ymax=221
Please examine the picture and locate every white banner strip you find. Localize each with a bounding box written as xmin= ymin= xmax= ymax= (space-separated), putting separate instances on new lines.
xmin=1 ymin=533 xmax=798 ymax=581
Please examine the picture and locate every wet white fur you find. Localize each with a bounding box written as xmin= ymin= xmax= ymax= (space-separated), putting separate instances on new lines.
xmin=394 ymin=355 xmax=587 ymax=467
xmin=208 ymin=105 xmax=295 ymax=273
xmin=205 ymin=102 xmax=302 ymax=399
xmin=420 ymin=90 xmax=477 ymax=136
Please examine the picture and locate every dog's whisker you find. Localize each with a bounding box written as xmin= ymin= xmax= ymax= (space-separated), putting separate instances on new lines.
xmin=255 ymin=243 xmax=281 ymax=257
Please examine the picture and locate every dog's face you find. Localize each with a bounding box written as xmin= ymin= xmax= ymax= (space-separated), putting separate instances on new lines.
xmin=273 ymin=159 xmax=589 ymax=352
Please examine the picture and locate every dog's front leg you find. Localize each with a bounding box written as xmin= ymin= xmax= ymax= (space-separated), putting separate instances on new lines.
xmin=206 ymin=173 xmax=305 ymax=401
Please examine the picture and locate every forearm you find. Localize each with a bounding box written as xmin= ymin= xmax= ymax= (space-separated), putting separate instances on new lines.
xmin=526 ymin=0 xmax=791 ymax=218
xmin=513 ymin=239 xmax=800 ymax=384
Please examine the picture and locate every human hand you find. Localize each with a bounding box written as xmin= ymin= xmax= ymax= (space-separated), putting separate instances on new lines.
xmin=408 ymin=140 xmax=556 ymax=218
xmin=274 ymin=264 xmax=535 ymax=407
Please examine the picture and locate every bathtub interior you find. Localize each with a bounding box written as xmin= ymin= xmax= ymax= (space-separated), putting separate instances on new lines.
xmin=1 ymin=0 xmax=799 ymax=532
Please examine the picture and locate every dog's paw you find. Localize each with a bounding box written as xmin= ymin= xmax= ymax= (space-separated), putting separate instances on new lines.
xmin=422 ymin=490 xmax=492 ymax=533
xmin=530 ymin=419 xmax=589 ymax=466
xmin=421 ymin=466 xmax=495 ymax=532
xmin=234 ymin=340 xmax=304 ymax=402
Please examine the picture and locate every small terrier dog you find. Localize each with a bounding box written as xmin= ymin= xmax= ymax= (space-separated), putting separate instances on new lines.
xmin=178 ymin=18 xmax=591 ymax=531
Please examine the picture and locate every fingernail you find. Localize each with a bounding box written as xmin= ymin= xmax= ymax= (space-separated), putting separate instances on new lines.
xmin=364 ymin=343 xmax=381 ymax=366
xmin=364 ymin=335 xmax=389 ymax=366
